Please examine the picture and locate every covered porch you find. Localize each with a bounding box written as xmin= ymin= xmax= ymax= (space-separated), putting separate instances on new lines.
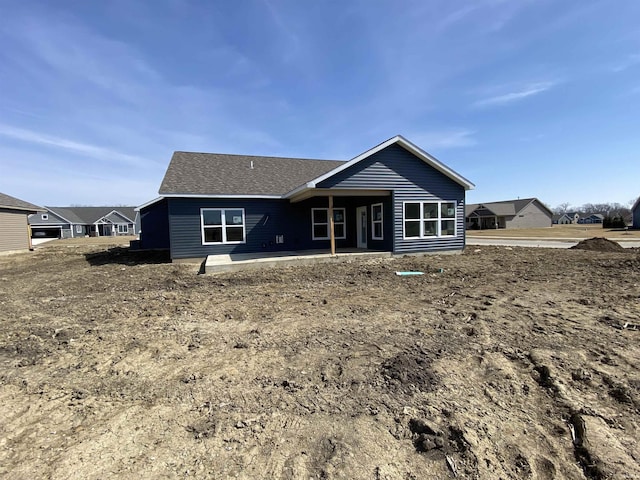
xmin=466 ymin=208 xmax=506 ymax=230
xmin=288 ymin=188 xmax=392 ymax=255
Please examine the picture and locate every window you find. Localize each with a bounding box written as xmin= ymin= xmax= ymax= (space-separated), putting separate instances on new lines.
xmin=41 ymin=214 xmax=48 ymax=220
xmin=371 ymin=203 xmax=383 ymax=240
xmin=201 ymin=208 xmax=245 ymax=244
xmin=403 ymin=201 xmax=457 ymax=238
xmin=117 ymin=224 xmax=129 ymax=234
xmin=75 ymin=225 xmax=82 ymax=234
xmin=312 ymin=208 xmax=346 ymax=240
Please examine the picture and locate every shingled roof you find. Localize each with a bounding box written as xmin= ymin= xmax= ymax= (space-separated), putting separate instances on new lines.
xmin=466 ymin=198 xmax=551 ymax=217
xmin=0 ymin=192 xmax=44 ymax=212
xmin=159 ymin=152 xmax=345 ymax=196
xmin=46 ymin=207 xmax=137 ymax=224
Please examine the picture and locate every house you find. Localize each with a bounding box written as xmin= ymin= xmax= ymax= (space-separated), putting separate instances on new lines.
xmin=465 ymin=198 xmax=553 ymax=230
xmin=553 ymin=212 xmax=579 ymax=224
xmin=633 ymin=197 xmax=640 ymax=229
xmin=577 ymin=214 xmax=604 ymax=224
xmin=137 ymin=135 xmax=475 ymax=261
xmin=0 ymin=192 xmax=44 ymax=253
xmin=29 ymin=207 xmax=137 ymax=239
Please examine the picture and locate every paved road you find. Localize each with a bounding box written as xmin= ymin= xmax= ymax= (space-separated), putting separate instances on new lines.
xmin=467 ymin=238 xmax=640 ymax=249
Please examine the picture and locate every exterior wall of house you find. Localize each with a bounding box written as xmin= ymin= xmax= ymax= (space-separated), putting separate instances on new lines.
xmin=28 ymin=211 xmax=73 ymax=238
xmin=104 ymin=212 xmax=135 ymax=235
xmin=0 ymin=208 xmax=31 ymax=252
xmin=160 ymin=195 xmax=395 ymax=259
xmin=167 ymin=198 xmax=296 ymax=259
xmin=317 ymin=143 xmax=466 ymax=253
xmin=504 ymin=201 xmax=552 ymax=229
xmin=633 ymin=203 xmax=640 ymax=229
xmin=140 ymin=199 xmax=170 ymax=250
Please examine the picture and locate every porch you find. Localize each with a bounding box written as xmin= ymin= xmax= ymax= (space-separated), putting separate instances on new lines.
xmin=204 ymin=248 xmax=391 ymax=274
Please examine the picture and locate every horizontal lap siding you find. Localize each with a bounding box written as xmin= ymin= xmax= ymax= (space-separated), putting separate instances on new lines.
xmin=140 ymin=199 xmax=170 ymax=250
xmin=168 ymin=198 xmax=293 ymax=259
xmin=0 ymin=209 xmax=30 ymax=252
xmin=318 ymin=144 xmax=465 ymax=253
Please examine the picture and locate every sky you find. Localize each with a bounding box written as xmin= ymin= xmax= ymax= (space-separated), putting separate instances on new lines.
xmin=0 ymin=0 xmax=639 ymax=209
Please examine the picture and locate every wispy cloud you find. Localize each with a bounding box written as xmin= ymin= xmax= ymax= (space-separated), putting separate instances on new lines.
xmin=0 ymin=123 xmax=155 ymax=168
xmin=473 ymin=81 xmax=556 ymax=108
xmin=409 ymin=129 xmax=477 ymax=150
xmin=610 ymin=54 xmax=640 ymax=73
xmin=436 ymin=5 xmax=478 ymax=31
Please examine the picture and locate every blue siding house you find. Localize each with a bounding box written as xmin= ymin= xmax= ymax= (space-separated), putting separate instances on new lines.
xmin=137 ymin=136 xmax=475 ymax=261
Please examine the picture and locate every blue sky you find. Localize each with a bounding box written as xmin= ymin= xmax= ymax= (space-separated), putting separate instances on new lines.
xmin=0 ymin=0 xmax=639 ymax=209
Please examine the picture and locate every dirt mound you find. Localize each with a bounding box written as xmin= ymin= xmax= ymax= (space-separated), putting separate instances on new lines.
xmin=570 ymin=237 xmax=625 ymax=252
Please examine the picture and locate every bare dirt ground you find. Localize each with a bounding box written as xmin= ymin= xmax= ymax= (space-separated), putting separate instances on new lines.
xmin=1 ymin=240 xmax=639 ymax=479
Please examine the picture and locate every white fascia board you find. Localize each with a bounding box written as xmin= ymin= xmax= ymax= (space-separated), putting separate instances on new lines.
xmin=135 ymin=197 xmax=165 ymax=211
xmin=161 ymin=193 xmax=283 ymax=199
xmin=105 ymin=209 xmax=135 ymax=223
xmin=300 ymin=135 xmax=475 ymax=191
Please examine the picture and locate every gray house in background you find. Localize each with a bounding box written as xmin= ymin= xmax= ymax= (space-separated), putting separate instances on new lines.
xmin=554 ymin=212 xmax=580 ymax=224
xmin=466 ymin=198 xmax=553 ymax=230
xmin=28 ymin=207 xmax=137 ymax=239
xmin=632 ymin=197 xmax=640 ymax=229
xmin=0 ymin=192 xmax=44 ymax=253
xmin=137 ymin=135 xmax=475 ymax=261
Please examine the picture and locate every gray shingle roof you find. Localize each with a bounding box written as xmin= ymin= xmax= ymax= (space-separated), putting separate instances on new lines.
xmin=159 ymin=152 xmax=345 ymax=196
xmin=0 ymin=192 xmax=43 ymax=212
xmin=466 ymin=198 xmax=549 ymax=217
xmin=46 ymin=207 xmax=136 ymax=224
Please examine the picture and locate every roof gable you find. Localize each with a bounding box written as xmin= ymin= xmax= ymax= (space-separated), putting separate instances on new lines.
xmin=295 ymin=135 xmax=474 ymax=194
xmin=632 ymin=196 xmax=640 ymax=212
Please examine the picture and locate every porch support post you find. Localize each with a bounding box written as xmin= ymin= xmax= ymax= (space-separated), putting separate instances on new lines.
xmin=328 ymin=195 xmax=336 ymax=256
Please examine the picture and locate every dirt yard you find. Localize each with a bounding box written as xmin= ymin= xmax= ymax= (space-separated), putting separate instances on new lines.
xmin=1 ymin=241 xmax=639 ymax=479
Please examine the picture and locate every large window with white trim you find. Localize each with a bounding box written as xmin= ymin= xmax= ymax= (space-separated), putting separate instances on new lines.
xmin=117 ymin=224 xmax=129 ymax=234
xmin=371 ymin=203 xmax=383 ymax=240
xmin=403 ymin=201 xmax=457 ymax=238
xmin=201 ymin=208 xmax=246 ymax=244
xmin=312 ymin=208 xmax=346 ymax=240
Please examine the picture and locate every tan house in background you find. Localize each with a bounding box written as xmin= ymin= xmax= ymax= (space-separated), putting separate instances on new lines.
xmin=465 ymin=197 xmax=553 ymax=230
xmin=0 ymin=192 xmax=44 ymax=253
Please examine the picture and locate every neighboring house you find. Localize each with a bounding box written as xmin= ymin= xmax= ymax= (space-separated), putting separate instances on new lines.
xmin=577 ymin=214 xmax=604 ymax=224
xmin=137 ymin=135 xmax=475 ymax=261
xmin=465 ymin=198 xmax=553 ymax=230
xmin=554 ymin=212 xmax=580 ymax=224
xmin=0 ymin=192 xmax=44 ymax=253
xmin=29 ymin=207 xmax=137 ymax=239
xmin=633 ymin=197 xmax=640 ymax=229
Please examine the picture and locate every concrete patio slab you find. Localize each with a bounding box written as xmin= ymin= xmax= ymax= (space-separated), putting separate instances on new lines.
xmin=204 ymin=249 xmax=392 ymax=274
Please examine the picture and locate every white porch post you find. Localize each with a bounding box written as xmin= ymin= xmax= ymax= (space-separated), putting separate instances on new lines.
xmin=329 ymin=195 xmax=336 ymax=256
